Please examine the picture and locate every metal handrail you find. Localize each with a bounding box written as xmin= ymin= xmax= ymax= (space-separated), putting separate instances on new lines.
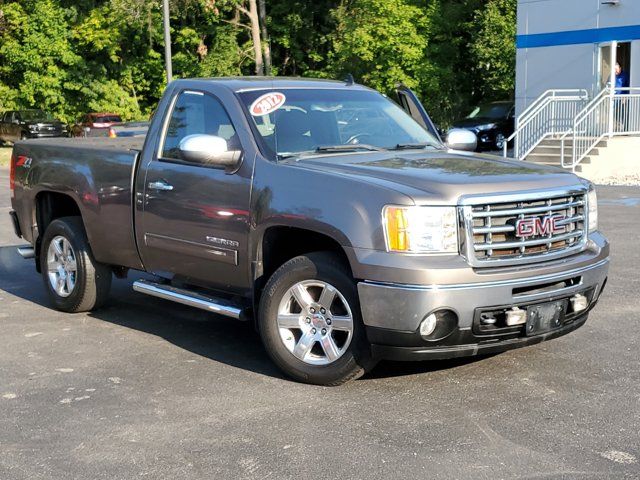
xmin=560 ymin=87 xmax=640 ymax=170
xmin=504 ymin=90 xmax=590 ymax=159
xmin=559 ymin=87 xmax=610 ymax=168
xmin=517 ymin=89 xmax=589 ymax=125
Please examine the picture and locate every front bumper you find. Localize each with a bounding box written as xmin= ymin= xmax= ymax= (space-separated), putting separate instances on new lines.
xmin=25 ymin=131 xmax=67 ymax=139
xmin=357 ymin=247 xmax=609 ymax=361
xmin=9 ymin=210 xmax=22 ymax=238
xmin=370 ymin=313 xmax=590 ymax=361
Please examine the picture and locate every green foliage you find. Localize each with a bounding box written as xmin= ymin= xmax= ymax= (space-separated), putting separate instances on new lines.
xmin=0 ymin=0 xmax=516 ymax=127
xmin=470 ymin=0 xmax=517 ymax=101
xmin=0 ymin=0 xmax=81 ymax=121
xmin=328 ymin=0 xmax=428 ymax=93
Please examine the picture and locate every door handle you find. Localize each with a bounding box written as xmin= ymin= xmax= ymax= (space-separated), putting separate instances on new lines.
xmin=148 ymin=180 xmax=174 ymax=191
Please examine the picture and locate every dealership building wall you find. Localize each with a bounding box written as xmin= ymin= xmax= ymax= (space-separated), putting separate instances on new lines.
xmin=516 ymin=0 xmax=640 ymax=116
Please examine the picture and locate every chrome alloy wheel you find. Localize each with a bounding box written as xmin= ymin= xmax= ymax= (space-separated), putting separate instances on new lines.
xmin=46 ymin=235 xmax=77 ymax=298
xmin=277 ymin=280 xmax=354 ymax=366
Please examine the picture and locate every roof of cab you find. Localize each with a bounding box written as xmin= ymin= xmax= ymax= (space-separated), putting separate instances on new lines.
xmin=173 ymin=76 xmax=372 ymax=93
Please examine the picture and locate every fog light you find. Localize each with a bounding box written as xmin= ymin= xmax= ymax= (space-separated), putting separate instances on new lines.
xmin=506 ymin=307 xmax=527 ymax=326
xmin=570 ymin=294 xmax=588 ymax=313
xmin=420 ymin=314 xmax=438 ymax=337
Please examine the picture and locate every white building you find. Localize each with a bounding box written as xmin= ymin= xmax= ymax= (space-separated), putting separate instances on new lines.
xmin=516 ymin=0 xmax=640 ymax=114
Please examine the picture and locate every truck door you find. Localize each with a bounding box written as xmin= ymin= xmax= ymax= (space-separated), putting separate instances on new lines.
xmin=395 ymin=85 xmax=441 ymax=141
xmin=7 ymin=112 xmax=20 ymax=142
xmin=138 ymin=89 xmax=253 ymax=294
xmin=0 ymin=112 xmax=7 ymax=141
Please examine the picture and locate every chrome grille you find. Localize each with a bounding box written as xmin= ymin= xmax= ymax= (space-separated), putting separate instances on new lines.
xmin=462 ymin=191 xmax=587 ymax=267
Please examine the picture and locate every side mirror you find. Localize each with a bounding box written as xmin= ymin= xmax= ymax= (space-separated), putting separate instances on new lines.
xmin=178 ymin=134 xmax=242 ymax=168
xmin=12 ymin=119 xmax=20 ymax=125
xmin=446 ymin=129 xmax=477 ymax=152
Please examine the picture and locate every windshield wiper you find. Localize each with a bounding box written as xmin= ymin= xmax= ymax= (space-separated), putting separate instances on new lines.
xmin=392 ymin=142 xmax=441 ymax=151
xmin=315 ymin=144 xmax=385 ymax=153
xmin=276 ymin=144 xmax=384 ymax=161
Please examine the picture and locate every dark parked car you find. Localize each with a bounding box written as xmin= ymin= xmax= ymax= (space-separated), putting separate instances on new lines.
xmin=0 ymin=110 xmax=67 ymax=143
xmin=70 ymin=113 xmax=123 ymax=138
xmin=451 ymin=101 xmax=515 ymax=151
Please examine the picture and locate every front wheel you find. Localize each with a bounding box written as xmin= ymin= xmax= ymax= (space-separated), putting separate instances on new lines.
xmin=259 ymin=252 xmax=376 ymax=386
xmin=40 ymin=217 xmax=112 ymax=313
xmin=495 ymin=133 xmax=506 ymax=150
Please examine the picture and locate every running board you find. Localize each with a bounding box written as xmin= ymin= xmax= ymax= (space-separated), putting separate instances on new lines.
xmin=133 ymin=279 xmax=244 ymax=320
xmin=17 ymin=246 xmax=35 ymax=259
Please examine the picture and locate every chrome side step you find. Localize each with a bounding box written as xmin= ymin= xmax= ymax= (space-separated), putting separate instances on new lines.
xmin=133 ymin=279 xmax=243 ymax=320
xmin=17 ymin=246 xmax=35 ymax=259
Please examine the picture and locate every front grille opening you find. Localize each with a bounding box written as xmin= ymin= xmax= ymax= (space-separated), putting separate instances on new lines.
xmin=512 ymin=276 xmax=581 ymax=297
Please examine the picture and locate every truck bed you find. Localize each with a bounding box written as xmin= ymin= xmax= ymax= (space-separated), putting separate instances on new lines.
xmin=20 ymin=136 xmax=145 ymax=151
xmin=11 ymin=137 xmax=146 ymax=270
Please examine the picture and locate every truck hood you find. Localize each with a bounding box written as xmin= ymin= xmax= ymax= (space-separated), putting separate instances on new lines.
xmin=286 ymin=150 xmax=585 ymax=204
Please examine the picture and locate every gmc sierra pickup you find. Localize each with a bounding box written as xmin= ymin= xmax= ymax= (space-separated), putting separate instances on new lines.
xmin=9 ymin=78 xmax=609 ymax=385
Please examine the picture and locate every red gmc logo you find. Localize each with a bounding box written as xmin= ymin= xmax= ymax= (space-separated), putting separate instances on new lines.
xmin=515 ymin=215 xmax=565 ymax=238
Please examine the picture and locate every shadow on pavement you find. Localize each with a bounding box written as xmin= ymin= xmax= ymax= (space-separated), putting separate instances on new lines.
xmin=0 ymin=244 xmax=488 ymax=383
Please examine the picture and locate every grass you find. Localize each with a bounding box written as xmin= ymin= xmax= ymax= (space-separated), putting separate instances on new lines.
xmin=0 ymin=146 xmax=12 ymax=167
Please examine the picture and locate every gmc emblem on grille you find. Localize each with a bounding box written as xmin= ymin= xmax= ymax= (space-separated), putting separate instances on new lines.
xmin=515 ymin=215 xmax=565 ymax=238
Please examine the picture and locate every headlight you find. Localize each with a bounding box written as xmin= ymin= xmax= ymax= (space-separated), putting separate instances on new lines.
xmin=476 ymin=123 xmax=497 ymax=130
xmin=587 ymin=187 xmax=598 ymax=233
xmin=29 ymin=125 xmax=38 ymax=131
xmin=383 ymin=206 xmax=458 ymax=253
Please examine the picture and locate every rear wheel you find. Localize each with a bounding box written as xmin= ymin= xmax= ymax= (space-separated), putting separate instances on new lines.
xmin=259 ymin=252 xmax=375 ymax=385
xmin=40 ymin=217 xmax=112 ymax=313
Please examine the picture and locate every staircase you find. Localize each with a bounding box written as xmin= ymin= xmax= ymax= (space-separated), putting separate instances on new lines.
xmin=525 ymin=137 xmax=609 ymax=172
xmin=508 ymin=86 xmax=640 ymax=175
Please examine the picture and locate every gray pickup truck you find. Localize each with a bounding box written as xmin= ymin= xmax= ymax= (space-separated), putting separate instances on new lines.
xmin=9 ymin=78 xmax=609 ymax=385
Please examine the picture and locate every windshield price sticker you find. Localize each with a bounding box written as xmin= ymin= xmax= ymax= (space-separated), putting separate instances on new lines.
xmin=250 ymin=92 xmax=286 ymax=116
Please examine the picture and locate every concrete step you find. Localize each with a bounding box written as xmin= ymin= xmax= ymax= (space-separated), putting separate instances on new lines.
xmin=528 ymin=146 xmax=600 ymax=157
xmin=537 ymin=138 xmax=608 ymax=149
xmin=526 ymin=152 xmax=592 ymax=165
xmin=530 ymin=146 xmax=575 ymax=155
xmin=527 ymin=160 xmax=583 ymax=172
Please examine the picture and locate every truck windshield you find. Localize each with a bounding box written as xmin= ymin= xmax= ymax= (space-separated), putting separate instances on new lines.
xmin=467 ymin=104 xmax=510 ymax=120
xmin=238 ymin=88 xmax=441 ymax=159
xmin=20 ymin=110 xmax=54 ymax=122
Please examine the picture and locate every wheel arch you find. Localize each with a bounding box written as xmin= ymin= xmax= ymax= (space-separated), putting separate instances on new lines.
xmin=34 ymin=191 xmax=84 ymax=272
xmin=252 ymin=225 xmax=357 ymax=325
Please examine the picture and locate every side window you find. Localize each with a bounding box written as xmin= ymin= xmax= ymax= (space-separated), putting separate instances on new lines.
xmin=13 ymin=112 xmax=20 ymax=122
xmin=161 ymin=91 xmax=239 ymax=162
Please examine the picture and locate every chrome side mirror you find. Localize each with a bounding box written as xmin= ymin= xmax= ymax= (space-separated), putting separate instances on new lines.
xmin=178 ymin=134 xmax=242 ymax=168
xmin=446 ymin=129 xmax=478 ymax=152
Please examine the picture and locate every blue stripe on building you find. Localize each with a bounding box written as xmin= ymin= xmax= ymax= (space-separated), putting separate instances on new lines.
xmin=517 ymin=24 xmax=640 ymax=49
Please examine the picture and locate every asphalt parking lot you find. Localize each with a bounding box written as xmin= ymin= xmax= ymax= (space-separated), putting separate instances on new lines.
xmin=0 ymin=167 xmax=639 ymax=479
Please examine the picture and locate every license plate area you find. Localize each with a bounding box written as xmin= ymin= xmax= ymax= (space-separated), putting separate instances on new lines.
xmin=525 ymin=300 xmax=568 ymax=336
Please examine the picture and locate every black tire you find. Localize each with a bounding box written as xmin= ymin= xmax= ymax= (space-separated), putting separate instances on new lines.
xmin=40 ymin=217 xmax=112 ymax=313
xmin=259 ymin=251 xmax=376 ymax=386
xmin=495 ymin=132 xmax=506 ymax=151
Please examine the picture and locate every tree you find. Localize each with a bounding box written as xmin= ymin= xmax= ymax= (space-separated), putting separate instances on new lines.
xmin=328 ymin=0 xmax=428 ymax=93
xmin=0 ymin=0 xmax=82 ymax=121
xmin=470 ymin=0 xmax=516 ymax=101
